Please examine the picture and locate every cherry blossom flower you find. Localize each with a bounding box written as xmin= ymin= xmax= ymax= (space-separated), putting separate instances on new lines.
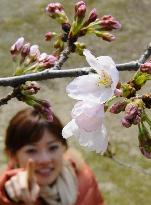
xmin=66 ymin=49 xmax=119 ymax=103
xmin=62 ymin=101 xmax=108 ymax=153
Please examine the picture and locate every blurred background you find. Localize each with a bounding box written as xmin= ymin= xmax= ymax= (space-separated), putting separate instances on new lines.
xmin=0 ymin=0 xmax=151 ymax=204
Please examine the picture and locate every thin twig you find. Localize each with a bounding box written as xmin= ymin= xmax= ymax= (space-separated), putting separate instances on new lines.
xmin=0 ymin=89 xmax=17 ymax=106
xmin=53 ymin=46 xmax=71 ymax=70
xmin=111 ymin=156 xmax=151 ymax=176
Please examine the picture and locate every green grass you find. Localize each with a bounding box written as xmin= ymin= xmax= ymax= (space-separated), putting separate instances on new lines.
xmin=0 ymin=0 xmax=151 ymax=204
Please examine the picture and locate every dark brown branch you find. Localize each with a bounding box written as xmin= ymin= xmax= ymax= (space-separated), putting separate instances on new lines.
xmin=0 ymin=89 xmax=17 ymax=106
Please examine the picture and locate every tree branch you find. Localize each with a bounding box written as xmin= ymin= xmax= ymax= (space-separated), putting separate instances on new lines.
xmin=0 ymin=89 xmax=17 ymax=106
xmin=53 ymin=46 xmax=71 ymax=70
xmin=0 ymin=42 xmax=151 ymax=87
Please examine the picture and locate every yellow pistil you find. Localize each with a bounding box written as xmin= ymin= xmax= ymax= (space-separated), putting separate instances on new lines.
xmin=97 ymin=70 xmax=112 ymax=88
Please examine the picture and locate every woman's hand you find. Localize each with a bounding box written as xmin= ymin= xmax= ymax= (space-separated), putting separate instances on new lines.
xmin=4 ymin=159 xmax=40 ymax=204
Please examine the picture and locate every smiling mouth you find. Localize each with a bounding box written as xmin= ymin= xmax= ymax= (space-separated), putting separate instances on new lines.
xmin=35 ymin=168 xmax=54 ymax=177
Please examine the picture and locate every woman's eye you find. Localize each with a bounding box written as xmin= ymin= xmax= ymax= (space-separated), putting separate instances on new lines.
xmin=25 ymin=148 xmax=37 ymax=154
xmin=48 ymin=145 xmax=59 ymax=152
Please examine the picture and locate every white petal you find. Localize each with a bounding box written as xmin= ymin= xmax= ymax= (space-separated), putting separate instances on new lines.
xmin=97 ymin=56 xmax=119 ymax=88
xmin=97 ymin=87 xmax=114 ymax=103
xmin=83 ymin=49 xmax=101 ymax=71
xmin=67 ymin=74 xmax=104 ymax=103
xmin=62 ymin=120 xmax=78 ymax=139
xmin=72 ymin=101 xmax=104 ymax=131
xmin=77 ymin=124 xmax=108 ymax=153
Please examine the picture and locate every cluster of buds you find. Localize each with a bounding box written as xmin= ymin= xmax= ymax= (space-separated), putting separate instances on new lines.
xmin=17 ymin=83 xmax=53 ymax=122
xmin=10 ymin=37 xmax=57 ymax=75
xmin=45 ymin=1 xmax=121 ymax=54
xmin=34 ymin=100 xmax=53 ymax=122
xmin=99 ymin=15 xmax=122 ymax=31
xmin=138 ymin=123 xmax=151 ymax=159
xmin=121 ymin=100 xmax=144 ymax=128
xmin=46 ymin=3 xmax=69 ymax=24
xmin=20 ymin=81 xmax=40 ymax=96
xmin=140 ymin=60 xmax=151 ymax=74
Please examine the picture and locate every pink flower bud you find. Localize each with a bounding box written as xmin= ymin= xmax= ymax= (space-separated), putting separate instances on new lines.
xmin=21 ymin=43 xmax=30 ymax=58
xmin=34 ymin=100 xmax=53 ymax=122
xmin=21 ymin=81 xmax=40 ymax=95
xmin=38 ymin=53 xmax=48 ymax=62
xmin=88 ymin=8 xmax=97 ymax=23
xmin=43 ymin=55 xmax=57 ymax=68
xmin=125 ymin=104 xmax=138 ymax=120
xmin=121 ymin=118 xmax=131 ymax=128
xmin=45 ymin=32 xmax=54 ymax=41
xmin=46 ymin=2 xmax=63 ymax=14
xmin=10 ymin=37 xmax=24 ymax=55
xmin=109 ymin=101 xmax=127 ymax=114
xmin=29 ymin=45 xmax=40 ymax=61
xmin=100 ymin=15 xmax=121 ymax=31
xmin=75 ymin=4 xmax=86 ymax=19
xmin=75 ymin=1 xmax=85 ymax=12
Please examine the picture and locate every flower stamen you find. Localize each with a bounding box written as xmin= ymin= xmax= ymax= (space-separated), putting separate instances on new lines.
xmin=97 ymin=70 xmax=112 ymax=88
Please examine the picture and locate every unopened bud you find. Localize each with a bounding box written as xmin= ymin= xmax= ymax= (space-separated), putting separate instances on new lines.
xmin=34 ymin=100 xmax=53 ymax=122
xmin=109 ymin=101 xmax=127 ymax=114
xmin=21 ymin=81 xmax=40 ymax=95
xmin=21 ymin=43 xmax=30 ymax=58
xmin=29 ymin=45 xmax=40 ymax=61
xmin=100 ymin=15 xmax=121 ymax=31
xmin=45 ymin=32 xmax=55 ymax=41
xmin=75 ymin=1 xmax=85 ymax=12
xmin=88 ymin=8 xmax=97 ymax=23
xmin=95 ymin=31 xmax=116 ymax=42
xmin=46 ymin=2 xmax=63 ymax=14
xmin=75 ymin=4 xmax=86 ymax=19
xmin=10 ymin=37 xmax=24 ymax=55
xmin=121 ymin=118 xmax=131 ymax=128
xmin=46 ymin=3 xmax=68 ymax=24
xmin=62 ymin=23 xmax=71 ymax=33
xmin=43 ymin=55 xmax=57 ymax=68
xmin=38 ymin=53 xmax=48 ymax=62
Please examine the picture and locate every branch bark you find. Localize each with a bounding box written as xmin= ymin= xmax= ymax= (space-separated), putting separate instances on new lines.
xmin=0 ymin=42 xmax=151 ymax=87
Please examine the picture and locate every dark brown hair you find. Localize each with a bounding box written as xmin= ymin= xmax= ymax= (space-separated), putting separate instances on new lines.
xmin=5 ymin=108 xmax=67 ymax=154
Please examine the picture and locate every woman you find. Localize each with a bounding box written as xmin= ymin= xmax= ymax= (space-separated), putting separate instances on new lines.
xmin=0 ymin=108 xmax=105 ymax=205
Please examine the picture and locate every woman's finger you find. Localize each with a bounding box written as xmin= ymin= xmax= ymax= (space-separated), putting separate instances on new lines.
xmin=30 ymin=183 xmax=40 ymax=202
xmin=27 ymin=159 xmax=40 ymax=202
xmin=4 ymin=180 xmax=19 ymax=202
xmin=27 ymin=159 xmax=35 ymax=190
xmin=9 ymin=175 xmax=21 ymax=201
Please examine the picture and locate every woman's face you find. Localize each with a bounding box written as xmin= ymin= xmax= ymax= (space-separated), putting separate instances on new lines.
xmin=12 ymin=129 xmax=65 ymax=186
